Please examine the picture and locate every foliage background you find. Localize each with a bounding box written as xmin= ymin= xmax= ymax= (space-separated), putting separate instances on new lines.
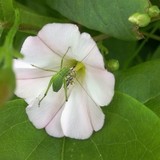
xmin=0 ymin=0 xmax=160 ymax=159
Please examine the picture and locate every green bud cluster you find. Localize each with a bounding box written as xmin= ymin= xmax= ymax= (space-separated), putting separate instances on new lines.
xmin=128 ymin=13 xmax=151 ymax=27
xmin=148 ymin=5 xmax=160 ymax=18
xmin=128 ymin=5 xmax=160 ymax=27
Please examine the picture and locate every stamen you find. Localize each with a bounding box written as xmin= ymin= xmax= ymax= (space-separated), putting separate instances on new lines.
xmin=74 ymin=62 xmax=85 ymax=72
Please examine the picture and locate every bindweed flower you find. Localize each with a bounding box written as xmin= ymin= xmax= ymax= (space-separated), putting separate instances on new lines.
xmin=14 ymin=23 xmax=115 ymax=139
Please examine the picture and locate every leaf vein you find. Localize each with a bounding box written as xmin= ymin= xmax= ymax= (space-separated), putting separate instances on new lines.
xmin=90 ymin=138 xmax=104 ymax=160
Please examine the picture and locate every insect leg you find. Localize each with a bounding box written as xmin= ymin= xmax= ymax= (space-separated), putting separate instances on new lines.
xmin=63 ymin=79 xmax=68 ymax=101
xmin=38 ymin=76 xmax=55 ymax=106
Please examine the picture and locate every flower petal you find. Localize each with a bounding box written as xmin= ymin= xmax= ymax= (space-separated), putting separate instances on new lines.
xmin=87 ymin=99 xmax=105 ymax=131
xmin=21 ymin=36 xmax=62 ymax=70
xmin=15 ymin=76 xmax=51 ymax=103
xmin=38 ymin=23 xmax=80 ymax=58
xmin=45 ymin=106 xmax=65 ymax=138
xmin=61 ymin=83 xmax=93 ymax=139
xmin=72 ymin=33 xmax=104 ymax=69
xmin=84 ymin=65 xmax=115 ymax=106
xmin=75 ymin=80 xmax=105 ymax=131
xmin=14 ymin=60 xmax=53 ymax=79
xmin=26 ymin=88 xmax=65 ymax=129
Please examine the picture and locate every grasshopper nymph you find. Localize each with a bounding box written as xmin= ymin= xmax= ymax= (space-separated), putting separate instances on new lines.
xmin=37 ymin=47 xmax=76 ymax=106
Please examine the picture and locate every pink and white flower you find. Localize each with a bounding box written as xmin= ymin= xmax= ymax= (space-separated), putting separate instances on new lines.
xmin=14 ymin=23 xmax=115 ymax=139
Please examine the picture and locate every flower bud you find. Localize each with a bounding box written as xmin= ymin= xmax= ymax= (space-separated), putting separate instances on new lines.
xmin=0 ymin=68 xmax=16 ymax=106
xmin=97 ymin=42 xmax=109 ymax=56
xmin=148 ymin=5 xmax=160 ymax=18
xmin=106 ymin=59 xmax=119 ymax=72
xmin=128 ymin=12 xmax=151 ymax=27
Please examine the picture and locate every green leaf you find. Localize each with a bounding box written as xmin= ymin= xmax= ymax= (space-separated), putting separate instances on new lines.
xmin=145 ymin=94 xmax=160 ymax=117
xmin=0 ymin=0 xmax=65 ymax=35
xmin=0 ymin=99 xmax=48 ymax=160
xmin=116 ymin=60 xmax=160 ymax=103
xmin=16 ymin=2 xmax=62 ymax=34
xmin=104 ymin=92 xmax=160 ymax=159
xmin=152 ymin=46 xmax=160 ymax=59
xmin=48 ymin=0 xmax=150 ymax=40
xmin=0 ymin=0 xmax=14 ymax=22
xmin=15 ymin=0 xmax=66 ymax=20
xmin=1 ymin=92 xmax=160 ymax=159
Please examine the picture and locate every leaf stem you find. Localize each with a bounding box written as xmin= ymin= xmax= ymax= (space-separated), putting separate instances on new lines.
xmin=142 ymin=32 xmax=160 ymax=41
xmin=93 ymin=34 xmax=109 ymax=42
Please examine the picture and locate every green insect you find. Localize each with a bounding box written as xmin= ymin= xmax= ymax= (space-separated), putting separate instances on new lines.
xmin=36 ymin=45 xmax=95 ymax=106
xmin=38 ymin=48 xmax=76 ymax=106
xmin=52 ymin=67 xmax=70 ymax=92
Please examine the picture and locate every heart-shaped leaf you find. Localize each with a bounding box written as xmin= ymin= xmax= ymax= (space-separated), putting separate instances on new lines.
xmin=116 ymin=60 xmax=160 ymax=103
xmin=1 ymin=92 xmax=160 ymax=159
xmin=47 ymin=0 xmax=150 ymax=40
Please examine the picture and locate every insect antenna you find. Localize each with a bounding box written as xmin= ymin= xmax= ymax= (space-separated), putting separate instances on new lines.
xmin=60 ymin=47 xmax=71 ymax=69
xmin=79 ymin=45 xmax=96 ymax=64
xmin=31 ymin=64 xmax=58 ymax=72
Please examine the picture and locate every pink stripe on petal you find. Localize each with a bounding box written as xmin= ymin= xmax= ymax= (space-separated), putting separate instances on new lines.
xmin=45 ymin=105 xmax=65 ymax=138
xmin=72 ymin=33 xmax=104 ymax=69
xmin=38 ymin=23 xmax=80 ymax=58
xmin=21 ymin=36 xmax=62 ymax=69
xmin=75 ymin=81 xmax=105 ymax=132
xmin=14 ymin=60 xmax=53 ymax=79
xmin=26 ymin=88 xmax=65 ymax=129
xmin=15 ymin=76 xmax=51 ymax=103
xmin=84 ymin=65 xmax=115 ymax=106
xmin=61 ymin=83 xmax=93 ymax=139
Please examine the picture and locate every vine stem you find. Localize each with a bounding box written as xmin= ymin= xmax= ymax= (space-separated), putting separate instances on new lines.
xmin=124 ymin=26 xmax=158 ymax=68
xmin=3 ymin=9 xmax=20 ymax=68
